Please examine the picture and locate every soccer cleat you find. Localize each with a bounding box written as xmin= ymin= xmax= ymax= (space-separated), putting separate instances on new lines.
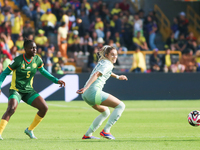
xmin=100 ymin=129 xmax=115 ymax=140
xmin=24 ymin=128 xmax=37 ymax=139
xmin=0 ymin=135 xmax=3 ymax=140
xmin=82 ymin=135 xmax=100 ymax=139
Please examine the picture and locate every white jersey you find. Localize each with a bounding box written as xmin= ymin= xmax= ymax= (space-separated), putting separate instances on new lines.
xmin=85 ymin=59 xmax=113 ymax=89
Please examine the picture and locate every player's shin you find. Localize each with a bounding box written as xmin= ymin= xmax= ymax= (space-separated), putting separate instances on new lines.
xmin=28 ymin=114 xmax=43 ymax=131
xmin=104 ymin=102 xmax=125 ymax=133
xmin=0 ymin=119 xmax=8 ymax=135
xmin=85 ymin=108 xmax=110 ymax=136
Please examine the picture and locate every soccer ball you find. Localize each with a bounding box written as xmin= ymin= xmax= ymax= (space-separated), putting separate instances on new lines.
xmin=188 ymin=110 xmax=200 ymax=126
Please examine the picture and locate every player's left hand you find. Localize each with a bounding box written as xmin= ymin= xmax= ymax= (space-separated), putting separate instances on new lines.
xmin=58 ymin=80 xmax=65 ymax=87
xmin=119 ymin=75 xmax=128 ymax=81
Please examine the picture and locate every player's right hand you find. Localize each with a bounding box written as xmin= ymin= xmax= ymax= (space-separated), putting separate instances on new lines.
xmin=76 ymin=88 xmax=87 ymax=94
xmin=58 ymin=80 xmax=65 ymax=87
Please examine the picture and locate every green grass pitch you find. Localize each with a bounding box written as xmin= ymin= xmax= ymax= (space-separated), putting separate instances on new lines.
xmin=0 ymin=100 xmax=200 ymax=150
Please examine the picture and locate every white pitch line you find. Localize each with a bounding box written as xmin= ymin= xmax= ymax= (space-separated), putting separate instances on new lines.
xmin=47 ymin=104 xmax=195 ymax=111
xmin=47 ymin=103 xmax=91 ymax=109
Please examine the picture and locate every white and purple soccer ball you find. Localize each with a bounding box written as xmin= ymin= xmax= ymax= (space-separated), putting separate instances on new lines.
xmin=188 ymin=110 xmax=200 ymax=126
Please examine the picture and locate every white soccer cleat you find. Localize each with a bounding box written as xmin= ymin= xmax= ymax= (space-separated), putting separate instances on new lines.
xmin=24 ymin=128 xmax=37 ymax=139
xmin=0 ymin=135 xmax=3 ymax=140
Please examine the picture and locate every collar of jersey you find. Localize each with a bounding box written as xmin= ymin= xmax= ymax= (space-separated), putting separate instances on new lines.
xmin=23 ymin=54 xmax=33 ymax=64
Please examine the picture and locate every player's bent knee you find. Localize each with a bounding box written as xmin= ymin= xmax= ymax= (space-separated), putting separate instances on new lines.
xmin=43 ymin=105 xmax=48 ymax=112
xmin=117 ymin=102 xmax=125 ymax=111
xmin=39 ymin=104 xmax=48 ymax=113
xmin=102 ymin=108 xmax=110 ymax=117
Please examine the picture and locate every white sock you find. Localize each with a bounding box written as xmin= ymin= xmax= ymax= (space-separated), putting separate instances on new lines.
xmin=85 ymin=108 xmax=110 ymax=136
xmin=104 ymin=102 xmax=125 ymax=133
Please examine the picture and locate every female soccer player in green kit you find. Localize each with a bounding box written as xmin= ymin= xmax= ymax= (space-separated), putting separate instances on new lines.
xmin=77 ymin=45 xmax=128 ymax=140
xmin=0 ymin=39 xmax=65 ymax=140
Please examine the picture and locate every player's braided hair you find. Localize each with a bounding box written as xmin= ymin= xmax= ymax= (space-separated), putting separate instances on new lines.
xmin=98 ymin=45 xmax=115 ymax=61
xmin=24 ymin=38 xmax=33 ymax=48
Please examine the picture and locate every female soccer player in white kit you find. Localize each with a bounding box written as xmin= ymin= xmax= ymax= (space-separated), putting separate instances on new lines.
xmin=77 ymin=45 xmax=128 ymax=139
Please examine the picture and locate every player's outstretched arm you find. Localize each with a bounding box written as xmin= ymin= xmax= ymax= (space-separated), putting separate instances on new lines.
xmin=76 ymin=71 xmax=102 ymax=94
xmin=111 ymin=73 xmax=128 ymax=81
xmin=38 ymin=66 xmax=65 ymax=86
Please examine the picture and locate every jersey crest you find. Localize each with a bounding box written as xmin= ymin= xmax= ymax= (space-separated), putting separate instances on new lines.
xmin=32 ymin=63 xmax=37 ymax=68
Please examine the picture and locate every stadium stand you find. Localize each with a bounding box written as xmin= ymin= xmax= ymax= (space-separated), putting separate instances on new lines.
xmin=0 ymin=0 xmax=199 ymax=74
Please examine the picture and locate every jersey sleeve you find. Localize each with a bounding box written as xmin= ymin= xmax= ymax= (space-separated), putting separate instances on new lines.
xmin=8 ymin=58 xmax=20 ymax=71
xmin=38 ymin=67 xmax=59 ymax=83
xmin=37 ymin=55 xmax=44 ymax=69
xmin=95 ymin=60 xmax=112 ymax=75
xmin=0 ymin=67 xmax=12 ymax=89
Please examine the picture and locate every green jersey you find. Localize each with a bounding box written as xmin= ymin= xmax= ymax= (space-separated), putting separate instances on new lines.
xmin=85 ymin=59 xmax=113 ymax=89
xmin=8 ymin=54 xmax=44 ymax=93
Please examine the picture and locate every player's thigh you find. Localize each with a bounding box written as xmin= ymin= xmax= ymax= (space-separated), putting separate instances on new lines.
xmin=100 ymin=94 xmax=121 ymax=108
xmin=22 ymin=90 xmax=47 ymax=111
xmin=92 ymin=104 xmax=108 ymax=113
xmin=31 ymin=96 xmax=48 ymax=111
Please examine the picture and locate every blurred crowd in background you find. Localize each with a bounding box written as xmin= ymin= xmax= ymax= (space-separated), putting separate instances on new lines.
xmin=0 ymin=0 xmax=200 ymax=74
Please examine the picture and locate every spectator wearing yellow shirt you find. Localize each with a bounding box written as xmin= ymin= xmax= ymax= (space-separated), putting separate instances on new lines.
xmin=83 ymin=0 xmax=91 ymax=12
xmin=95 ymin=16 xmax=104 ymax=38
xmin=15 ymin=35 xmax=24 ymax=50
xmin=133 ymin=31 xmax=149 ymax=50
xmin=40 ymin=0 xmax=51 ymax=13
xmin=0 ymin=11 xmax=5 ymax=25
xmin=41 ymin=8 xmax=57 ymax=36
xmin=10 ymin=10 xmax=23 ymax=44
xmin=111 ymin=3 xmax=121 ymax=15
xmin=34 ymin=29 xmax=48 ymax=51
xmin=7 ymin=34 xmax=14 ymax=50
xmin=130 ymin=46 xmax=146 ymax=73
xmin=161 ymin=48 xmax=172 ymax=72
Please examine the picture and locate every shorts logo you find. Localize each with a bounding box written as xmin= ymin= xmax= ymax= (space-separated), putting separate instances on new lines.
xmin=32 ymin=63 xmax=37 ymax=68
xmin=21 ymin=64 xmax=25 ymax=69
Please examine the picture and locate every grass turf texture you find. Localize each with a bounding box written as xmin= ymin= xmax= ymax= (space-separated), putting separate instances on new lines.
xmin=0 ymin=100 xmax=200 ymax=150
